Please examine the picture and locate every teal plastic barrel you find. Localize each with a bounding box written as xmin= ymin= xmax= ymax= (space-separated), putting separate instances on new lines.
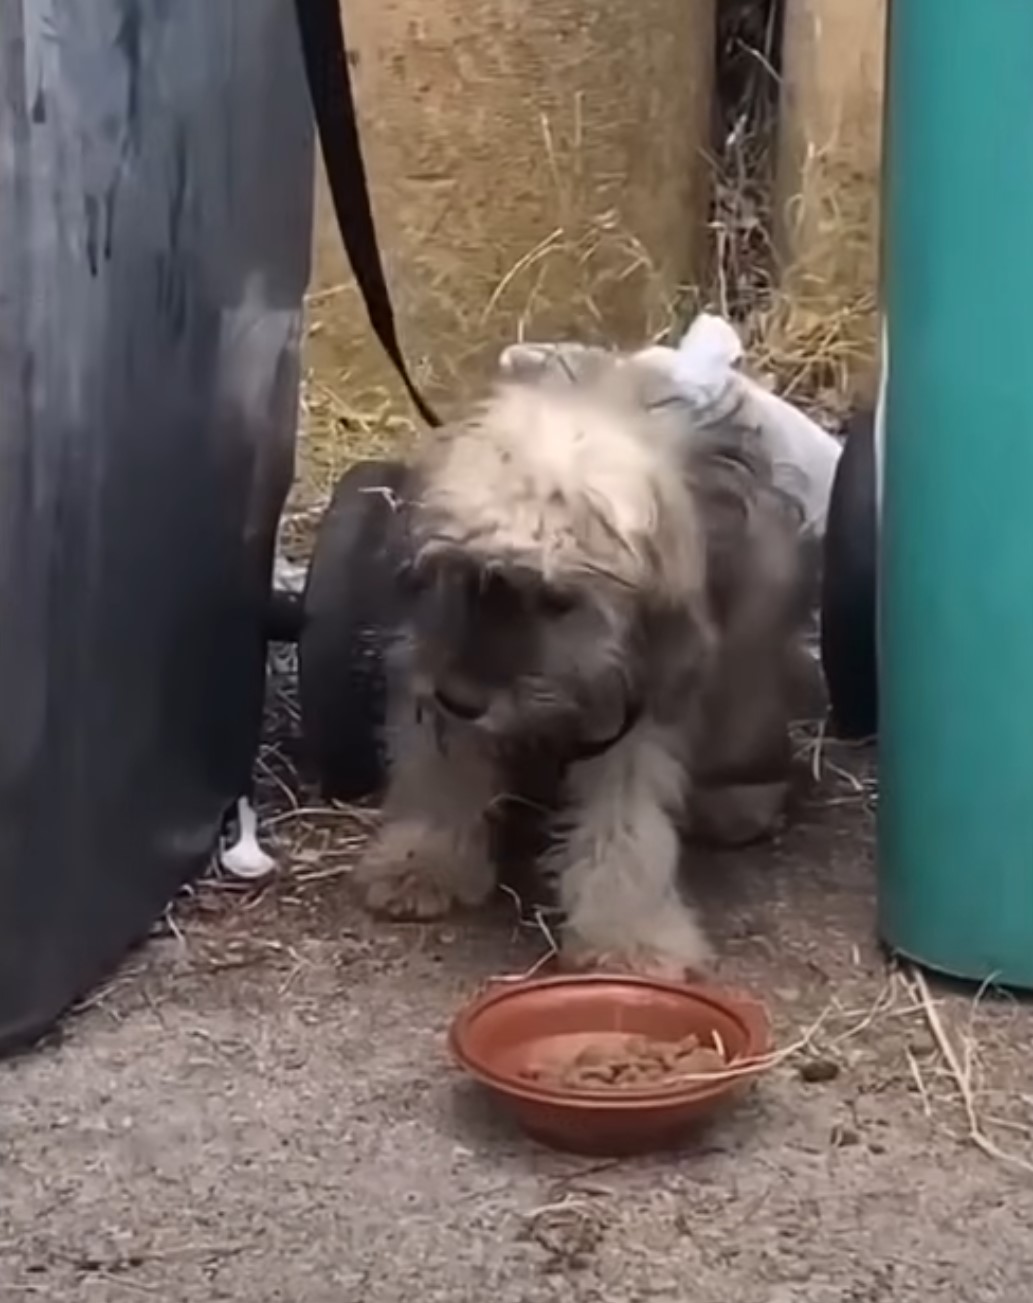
xmin=878 ymin=0 xmax=1033 ymax=985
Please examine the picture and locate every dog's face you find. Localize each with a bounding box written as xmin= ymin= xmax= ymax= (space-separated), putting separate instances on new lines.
xmin=392 ymin=370 xmax=713 ymax=750
xmin=400 ymin=545 xmax=640 ymax=748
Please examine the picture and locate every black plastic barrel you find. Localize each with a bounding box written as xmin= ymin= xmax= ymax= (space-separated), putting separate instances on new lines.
xmin=0 ymin=2 xmax=313 ymax=1050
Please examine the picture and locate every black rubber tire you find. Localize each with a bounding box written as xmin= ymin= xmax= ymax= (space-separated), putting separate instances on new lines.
xmin=820 ymin=409 xmax=878 ymax=740
xmin=265 ymin=588 xmax=305 ymax=643
xmin=297 ymin=458 xmax=411 ymax=800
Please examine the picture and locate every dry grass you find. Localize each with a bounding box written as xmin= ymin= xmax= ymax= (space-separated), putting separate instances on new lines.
xmin=748 ymin=137 xmax=880 ymax=421
xmin=284 ymin=365 xmax=420 ymax=557
xmin=903 ymin=967 xmax=1033 ymax=1179
xmin=474 ymin=205 xmax=692 ymax=356
xmin=707 ymin=0 xmax=880 ymax=429
xmin=706 ymin=0 xmax=782 ymax=323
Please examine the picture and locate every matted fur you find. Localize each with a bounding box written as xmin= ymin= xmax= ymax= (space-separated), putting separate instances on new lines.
xmin=354 ymin=353 xmax=810 ymax=978
xmin=414 ymin=372 xmax=708 ymax=602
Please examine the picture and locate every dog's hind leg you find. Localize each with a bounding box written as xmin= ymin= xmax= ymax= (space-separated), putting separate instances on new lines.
xmin=546 ymin=721 xmax=712 ymax=979
xmin=690 ymin=486 xmax=813 ymax=846
xmin=355 ymin=702 xmax=497 ymax=920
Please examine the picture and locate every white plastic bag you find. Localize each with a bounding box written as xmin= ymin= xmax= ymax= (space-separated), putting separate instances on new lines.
xmin=632 ymin=314 xmax=842 ymax=537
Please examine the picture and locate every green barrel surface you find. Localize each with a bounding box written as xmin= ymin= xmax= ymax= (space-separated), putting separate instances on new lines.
xmin=878 ymin=0 xmax=1033 ymax=984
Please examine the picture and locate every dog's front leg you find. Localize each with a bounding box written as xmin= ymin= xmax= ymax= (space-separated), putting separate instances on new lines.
xmin=547 ymin=721 xmax=712 ymax=979
xmin=355 ymin=705 xmax=497 ymax=920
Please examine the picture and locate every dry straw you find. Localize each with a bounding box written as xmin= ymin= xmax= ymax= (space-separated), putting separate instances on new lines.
xmin=709 ymin=0 xmax=879 ymax=425
xmin=905 ymin=966 xmax=1033 ymax=1179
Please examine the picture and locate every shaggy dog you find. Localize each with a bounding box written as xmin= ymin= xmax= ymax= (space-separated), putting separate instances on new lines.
xmin=353 ymin=351 xmax=811 ymax=978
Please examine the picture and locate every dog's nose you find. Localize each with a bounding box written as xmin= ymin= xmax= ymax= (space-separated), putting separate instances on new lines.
xmin=434 ymin=684 xmax=488 ymax=721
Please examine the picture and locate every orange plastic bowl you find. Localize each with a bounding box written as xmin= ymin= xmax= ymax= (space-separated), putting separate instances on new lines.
xmin=448 ymin=973 xmax=772 ymax=1155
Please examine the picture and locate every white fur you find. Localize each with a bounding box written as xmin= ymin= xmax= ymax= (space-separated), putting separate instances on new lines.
xmin=545 ymin=721 xmax=711 ymax=977
xmin=353 ymin=697 xmax=497 ymax=918
xmin=417 ymin=379 xmax=706 ymax=602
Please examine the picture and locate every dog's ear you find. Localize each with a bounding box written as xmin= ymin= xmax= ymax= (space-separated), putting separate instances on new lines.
xmin=498 ymin=342 xmax=616 ymax=387
xmin=497 ymin=343 xmax=557 ymax=382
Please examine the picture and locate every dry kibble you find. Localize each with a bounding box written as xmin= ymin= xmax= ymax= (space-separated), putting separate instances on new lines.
xmin=520 ymin=1031 xmax=730 ymax=1092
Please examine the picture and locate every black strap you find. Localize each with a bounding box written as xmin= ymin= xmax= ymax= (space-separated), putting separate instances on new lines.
xmin=293 ymin=0 xmax=441 ymax=428
xmin=569 ymin=698 xmax=644 ymax=763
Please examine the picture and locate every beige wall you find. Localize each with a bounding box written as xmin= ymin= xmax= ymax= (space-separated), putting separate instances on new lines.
xmin=308 ymin=0 xmax=716 ymax=416
xmin=775 ymin=0 xmax=887 ymax=398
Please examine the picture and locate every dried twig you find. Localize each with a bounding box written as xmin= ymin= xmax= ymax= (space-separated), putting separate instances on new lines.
xmin=908 ymin=965 xmax=1033 ymax=1177
xmin=494 ymin=882 xmax=561 ymax=982
xmin=904 ymin=1045 xmax=933 ymax=1118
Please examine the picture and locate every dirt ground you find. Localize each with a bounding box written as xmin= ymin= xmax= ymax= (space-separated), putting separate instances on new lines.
xmin=3 ymin=740 xmax=1033 ymax=1303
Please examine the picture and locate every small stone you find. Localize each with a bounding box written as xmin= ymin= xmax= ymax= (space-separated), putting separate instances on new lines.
xmin=798 ymin=1057 xmax=840 ymax=1084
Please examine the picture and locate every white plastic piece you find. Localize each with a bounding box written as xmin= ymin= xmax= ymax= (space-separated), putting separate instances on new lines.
xmin=220 ymin=797 xmax=277 ymax=880
xmin=633 ymin=313 xmax=843 ymax=538
xmin=873 ymin=312 xmax=887 ymax=672
xmin=873 ymin=312 xmax=887 ymax=525
xmin=273 ymin=554 xmax=307 ymax=594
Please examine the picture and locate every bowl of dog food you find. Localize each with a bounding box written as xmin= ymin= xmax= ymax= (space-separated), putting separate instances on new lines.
xmin=448 ymin=973 xmax=772 ymax=1155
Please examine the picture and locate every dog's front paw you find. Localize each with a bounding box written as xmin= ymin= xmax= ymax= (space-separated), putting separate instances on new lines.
xmin=559 ymin=942 xmax=708 ymax=984
xmin=560 ymin=904 xmax=713 ymax=983
xmin=359 ymin=860 xmax=456 ymax=921
xmin=354 ymin=821 xmax=492 ymax=920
